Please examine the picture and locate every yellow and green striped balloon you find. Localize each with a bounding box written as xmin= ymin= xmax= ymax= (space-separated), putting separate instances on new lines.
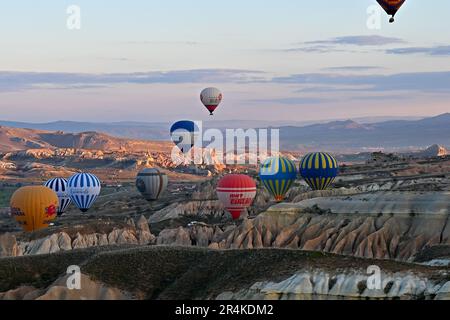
xmin=259 ymin=156 xmax=297 ymax=202
xmin=299 ymin=152 xmax=339 ymax=191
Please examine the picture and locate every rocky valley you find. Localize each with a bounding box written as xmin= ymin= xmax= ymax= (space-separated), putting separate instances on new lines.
xmin=0 ymin=135 xmax=449 ymax=300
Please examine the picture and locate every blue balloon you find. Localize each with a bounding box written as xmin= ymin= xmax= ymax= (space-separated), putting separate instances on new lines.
xmin=170 ymin=120 xmax=200 ymax=153
xmin=67 ymin=173 xmax=101 ymax=213
xmin=299 ymin=152 xmax=339 ymax=190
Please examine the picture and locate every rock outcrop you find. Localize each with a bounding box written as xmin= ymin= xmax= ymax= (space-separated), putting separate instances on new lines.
xmin=4 ymin=192 xmax=449 ymax=262
xmin=0 ymin=274 xmax=130 ymax=300
xmin=0 ymin=233 xmax=21 ymax=257
xmin=284 ymin=191 xmax=450 ymax=215
xmin=217 ymin=270 xmax=450 ymax=300
xmin=0 ymin=216 xmax=155 ymax=257
xmin=148 ymin=200 xmax=227 ymax=224
xmin=415 ymin=145 xmax=448 ymax=158
xmin=152 ymin=192 xmax=450 ymax=261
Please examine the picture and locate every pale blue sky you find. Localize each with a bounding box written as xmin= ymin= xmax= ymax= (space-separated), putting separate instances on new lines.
xmin=0 ymin=0 xmax=449 ymax=122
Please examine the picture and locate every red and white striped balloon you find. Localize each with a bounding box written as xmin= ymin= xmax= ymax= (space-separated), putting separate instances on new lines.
xmin=217 ymin=174 xmax=256 ymax=220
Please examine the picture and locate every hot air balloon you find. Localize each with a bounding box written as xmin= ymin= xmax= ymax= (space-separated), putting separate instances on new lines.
xmin=170 ymin=120 xmax=200 ymax=153
xmin=259 ymin=156 xmax=297 ymax=202
xmin=377 ymin=0 xmax=406 ymax=23
xmin=217 ymin=174 xmax=256 ymax=220
xmin=136 ymin=168 xmax=168 ymax=201
xmin=10 ymin=186 xmax=59 ymax=232
xmin=201 ymin=87 xmax=222 ymax=115
xmin=299 ymin=152 xmax=339 ymax=191
xmin=44 ymin=178 xmax=71 ymax=216
xmin=67 ymin=173 xmax=101 ymax=213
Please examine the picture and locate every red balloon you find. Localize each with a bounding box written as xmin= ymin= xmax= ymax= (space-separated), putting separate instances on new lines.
xmin=217 ymin=174 xmax=257 ymax=220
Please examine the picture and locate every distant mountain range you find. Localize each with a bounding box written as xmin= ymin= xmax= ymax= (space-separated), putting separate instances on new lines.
xmin=278 ymin=113 xmax=450 ymax=152
xmin=0 ymin=113 xmax=448 ymax=152
xmin=0 ymin=116 xmax=422 ymax=140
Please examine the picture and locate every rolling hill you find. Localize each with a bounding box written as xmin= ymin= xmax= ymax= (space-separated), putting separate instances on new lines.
xmin=0 ymin=126 xmax=172 ymax=153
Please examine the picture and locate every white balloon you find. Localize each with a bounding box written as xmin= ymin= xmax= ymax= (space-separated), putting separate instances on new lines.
xmin=44 ymin=177 xmax=72 ymax=215
xmin=67 ymin=173 xmax=101 ymax=213
xmin=200 ymin=87 xmax=222 ymax=115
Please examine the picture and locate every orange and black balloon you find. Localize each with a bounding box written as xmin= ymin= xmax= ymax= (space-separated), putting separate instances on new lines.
xmin=377 ymin=0 xmax=406 ymax=23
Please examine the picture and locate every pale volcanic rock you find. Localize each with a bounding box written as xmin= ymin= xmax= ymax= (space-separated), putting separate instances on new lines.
xmin=0 ymin=286 xmax=37 ymax=300
xmin=190 ymin=225 xmax=215 ymax=247
xmin=35 ymin=273 xmax=131 ymax=300
xmin=216 ymin=270 xmax=450 ymax=300
xmin=136 ymin=215 xmax=156 ymax=245
xmin=415 ymin=144 xmax=448 ymax=158
xmin=435 ymin=281 xmax=450 ymax=300
xmin=203 ymin=192 xmax=450 ymax=261
xmin=292 ymin=188 xmax=359 ymax=203
xmin=116 ymin=229 xmax=139 ymax=245
xmin=0 ymin=233 xmax=22 ymax=257
xmin=72 ymin=232 xmax=98 ymax=249
xmin=21 ymin=233 xmax=68 ymax=255
xmin=157 ymin=227 xmax=192 ymax=246
xmin=0 ymin=160 xmax=16 ymax=169
xmin=148 ymin=200 xmax=226 ymax=224
xmin=283 ymin=191 xmax=450 ymax=215
xmin=5 ymin=192 xmax=449 ymax=261
xmin=5 ymin=217 xmax=155 ymax=257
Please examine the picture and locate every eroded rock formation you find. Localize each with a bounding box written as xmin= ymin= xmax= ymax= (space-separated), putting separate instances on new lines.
xmin=217 ymin=270 xmax=450 ymax=300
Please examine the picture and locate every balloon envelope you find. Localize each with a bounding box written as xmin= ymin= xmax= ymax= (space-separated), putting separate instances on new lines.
xmin=377 ymin=0 xmax=406 ymax=21
xmin=200 ymin=87 xmax=222 ymax=115
xmin=67 ymin=173 xmax=101 ymax=213
xmin=170 ymin=120 xmax=200 ymax=153
xmin=300 ymin=152 xmax=339 ymax=191
xmin=136 ymin=168 xmax=168 ymax=201
xmin=44 ymin=178 xmax=71 ymax=215
xmin=10 ymin=186 xmax=59 ymax=232
xmin=217 ymin=174 xmax=256 ymax=220
xmin=259 ymin=156 xmax=297 ymax=202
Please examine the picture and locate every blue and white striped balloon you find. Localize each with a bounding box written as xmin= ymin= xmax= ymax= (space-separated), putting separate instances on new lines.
xmin=67 ymin=173 xmax=101 ymax=213
xmin=44 ymin=177 xmax=72 ymax=215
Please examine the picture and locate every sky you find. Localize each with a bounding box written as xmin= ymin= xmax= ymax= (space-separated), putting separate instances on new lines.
xmin=0 ymin=0 xmax=449 ymax=123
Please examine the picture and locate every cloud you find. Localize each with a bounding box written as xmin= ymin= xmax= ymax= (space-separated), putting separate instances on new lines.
xmin=272 ymin=71 xmax=450 ymax=92
xmin=324 ymin=66 xmax=384 ymax=72
xmin=122 ymin=40 xmax=202 ymax=46
xmin=386 ymin=45 xmax=450 ymax=56
xmin=294 ymin=85 xmax=372 ymax=93
xmin=2 ymin=69 xmax=450 ymax=99
xmin=249 ymin=97 xmax=328 ymax=105
xmin=304 ymin=35 xmax=405 ymax=46
xmin=284 ymin=35 xmax=405 ymax=54
xmin=0 ymin=69 xmax=266 ymax=91
xmin=283 ymin=46 xmax=355 ymax=53
xmin=349 ymin=95 xmax=410 ymax=101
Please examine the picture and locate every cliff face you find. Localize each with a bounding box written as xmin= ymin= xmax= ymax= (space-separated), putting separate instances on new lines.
xmin=154 ymin=191 xmax=450 ymax=262
xmin=217 ymin=270 xmax=450 ymax=300
xmin=0 ymin=216 xmax=154 ymax=257
xmin=2 ymin=192 xmax=449 ymax=263
xmin=1 ymin=247 xmax=449 ymax=300
xmin=0 ymin=274 xmax=131 ymax=300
